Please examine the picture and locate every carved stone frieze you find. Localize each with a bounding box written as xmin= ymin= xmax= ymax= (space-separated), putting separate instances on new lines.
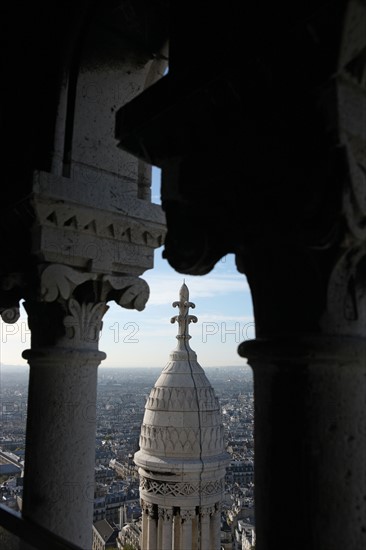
xmin=139 ymin=424 xmax=224 ymax=455
xmin=31 ymin=170 xmax=166 ymax=276
xmin=140 ymin=477 xmax=224 ymax=498
xmin=36 ymin=200 xmax=165 ymax=249
xmin=145 ymin=386 xmax=220 ymax=412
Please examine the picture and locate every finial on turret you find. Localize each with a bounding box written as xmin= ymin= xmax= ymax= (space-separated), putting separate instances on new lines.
xmin=171 ymin=282 xmax=198 ymax=344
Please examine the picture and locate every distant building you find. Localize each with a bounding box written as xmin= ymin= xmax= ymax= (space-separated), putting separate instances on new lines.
xmin=96 ymin=450 xmax=116 ymax=467
xmin=110 ymin=458 xmax=139 ymax=481
xmin=117 ymin=519 xmax=142 ymax=550
xmin=0 ymin=463 xmax=21 ymax=477
xmin=95 ymin=465 xmax=116 ymax=484
xmin=92 ymin=519 xmax=119 ymax=550
xmin=235 ymin=520 xmax=256 ymax=550
xmin=106 ymin=491 xmax=130 ymax=524
xmin=0 ymin=449 xmax=24 ymax=472
xmin=226 ymin=460 xmax=254 ymax=486
xmin=221 ymin=519 xmax=233 ymax=550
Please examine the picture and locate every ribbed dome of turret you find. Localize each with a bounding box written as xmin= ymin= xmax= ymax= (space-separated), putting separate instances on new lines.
xmin=134 ymin=283 xmax=228 ymax=474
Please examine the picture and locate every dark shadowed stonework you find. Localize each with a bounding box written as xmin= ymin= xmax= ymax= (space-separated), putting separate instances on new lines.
xmin=1 ymin=2 xmax=366 ymax=549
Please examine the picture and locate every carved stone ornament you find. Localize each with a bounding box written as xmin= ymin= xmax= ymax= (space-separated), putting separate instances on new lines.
xmin=21 ymin=265 xmax=150 ymax=348
xmin=180 ymin=509 xmax=195 ymax=522
xmin=36 ymin=200 xmax=165 ymax=249
xmin=39 ymin=264 xmax=150 ymax=312
xmin=140 ymin=477 xmax=224 ymax=498
xmin=139 ymin=423 xmax=224 ymax=455
xmin=322 ymin=5 xmax=366 ymax=337
xmin=158 ymin=507 xmax=173 ymax=522
xmin=145 ymin=503 xmax=156 ymax=518
xmin=200 ymin=505 xmax=215 ymax=518
xmin=103 ymin=274 xmax=149 ymax=311
xmin=40 ymin=264 xmax=97 ymax=302
xmin=170 ymin=283 xmax=197 ymax=344
xmin=0 ymin=307 xmax=20 ymax=324
xmin=146 ymin=386 xmax=220 ymax=412
xmin=63 ymin=299 xmax=109 ymax=345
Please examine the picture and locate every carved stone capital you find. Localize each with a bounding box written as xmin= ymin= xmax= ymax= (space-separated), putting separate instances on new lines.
xmin=102 ymin=274 xmax=149 ymax=311
xmin=180 ymin=508 xmax=195 ymax=522
xmin=158 ymin=506 xmax=173 ymax=522
xmin=22 ymin=297 xmax=109 ymax=352
xmin=63 ymin=299 xmax=109 ymax=348
xmin=22 ymin=265 xmax=150 ymax=353
xmin=40 ymin=264 xmax=97 ymax=303
xmin=38 ymin=264 xmax=149 ymax=312
xmin=200 ymin=505 xmax=215 ymax=518
xmin=145 ymin=503 xmax=156 ymax=519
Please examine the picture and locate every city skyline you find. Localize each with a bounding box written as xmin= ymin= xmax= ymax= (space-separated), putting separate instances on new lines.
xmin=0 ymin=169 xmax=254 ymax=369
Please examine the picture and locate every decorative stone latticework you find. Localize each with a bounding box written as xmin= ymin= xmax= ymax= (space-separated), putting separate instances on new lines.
xmin=140 ymin=477 xmax=225 ymax=498
xmin=135 ymin=284 xmax=229 ymax=550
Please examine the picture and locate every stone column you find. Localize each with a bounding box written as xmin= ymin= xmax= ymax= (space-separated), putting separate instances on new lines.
xmin=20 ymin=266 xmax=150 ymax=549
xmin=21 ymin=293 xmax=108 ymax=550
xmin=172 ymin=512 xmax=181 ymax=550
xmin=210 ymin=504 xmax=221 ymax=550
xmin=181 ymin=509 xmax=194 ymax=550
xmin=146 ymin=503 xmax=158 ymax=550
xmin=191 ymin=515 xmax=198 ymax=550
xmin=141 ymin=502 xmax=148 ymax=550
xmin=240 ymin=337 xmax=366 ymax=550
xmin=159 ymin=507 xmax=173 ymax=550
xmin=199 ymin=506 xmax=211 ymax=549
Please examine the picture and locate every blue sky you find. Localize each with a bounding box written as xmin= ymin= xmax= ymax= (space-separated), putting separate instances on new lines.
xmin=0 ymin=168 xmax=254 ymax=368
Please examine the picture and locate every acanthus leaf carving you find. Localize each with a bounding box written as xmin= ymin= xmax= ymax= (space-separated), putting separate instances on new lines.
xmin=63 ymin=299 xmax=109 ymax=346
xmin=40 ymin=264 xmax=97 ymax=302
xmin=103 ymin=275 xmax=149 ymax=311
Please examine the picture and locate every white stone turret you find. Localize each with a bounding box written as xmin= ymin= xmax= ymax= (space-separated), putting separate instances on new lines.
xmin=134 ymin=283 xmax=230 ymax=550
